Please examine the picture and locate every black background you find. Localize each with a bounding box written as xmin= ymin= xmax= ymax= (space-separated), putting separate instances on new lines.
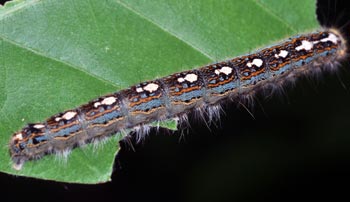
xmin=1 ymin=0 xmax=350 ymax=201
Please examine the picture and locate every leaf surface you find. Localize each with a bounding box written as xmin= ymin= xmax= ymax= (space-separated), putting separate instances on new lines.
xmin=0 ymin=0 xmax=318 ymax=183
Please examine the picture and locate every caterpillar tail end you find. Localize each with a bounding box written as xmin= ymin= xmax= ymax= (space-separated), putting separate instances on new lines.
xmin=13 ymin=162 xmax=24 ymax=171
xmin=11 ymin=154 xmax=26 ymax=170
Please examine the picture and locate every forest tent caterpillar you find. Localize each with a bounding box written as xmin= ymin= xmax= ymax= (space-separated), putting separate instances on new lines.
xmin=9 ymin=28 xmax=347 ymax=170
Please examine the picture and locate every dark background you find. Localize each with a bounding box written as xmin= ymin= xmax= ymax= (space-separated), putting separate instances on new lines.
xmin=1 ymin=0 xmax=350 ymax=201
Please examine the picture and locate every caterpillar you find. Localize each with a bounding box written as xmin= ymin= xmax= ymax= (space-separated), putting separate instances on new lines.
xmin=9 ymin=28 xmax=347 ymax=170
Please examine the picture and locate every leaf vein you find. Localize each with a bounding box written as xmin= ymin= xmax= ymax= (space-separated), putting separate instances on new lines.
xmin=253 ymin=0 xmax=296 ymax=33
xmin=0 ymin=34 xmax=119 ymax=89
xmin=115 ymin=0 xmax=215 ymax=61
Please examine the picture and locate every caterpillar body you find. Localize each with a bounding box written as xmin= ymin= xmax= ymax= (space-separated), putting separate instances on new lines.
xmin=9 ymin=29 xmax=347 ymax=170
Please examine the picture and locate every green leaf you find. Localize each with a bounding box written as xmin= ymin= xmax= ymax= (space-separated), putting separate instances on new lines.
xmin=0 ymin=0 xmax=318 ymax=183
